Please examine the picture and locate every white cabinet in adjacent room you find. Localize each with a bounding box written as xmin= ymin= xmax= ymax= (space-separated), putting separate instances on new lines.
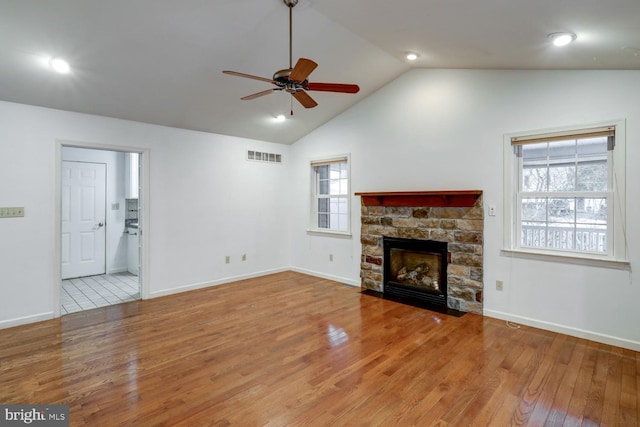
xmin=127 ymin=227 xmax=139 ymax=275
xmin=124 ymin=152 xmax=139 ymax=199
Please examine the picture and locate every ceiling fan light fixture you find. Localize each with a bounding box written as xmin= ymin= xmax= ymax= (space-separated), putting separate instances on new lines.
xmin=548 ymin=32 xmax=576 ymax=47
xmin=406 ymin=52 xmax=420 ymax=61
xmin=49 ymin=57 xmax=71 ymax=74
xmin=275 ymin=114 xmax=286 ymax=122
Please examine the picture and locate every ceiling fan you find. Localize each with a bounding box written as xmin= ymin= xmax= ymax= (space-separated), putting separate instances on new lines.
xmin=222 ymin=0 xmax=359 ymax=111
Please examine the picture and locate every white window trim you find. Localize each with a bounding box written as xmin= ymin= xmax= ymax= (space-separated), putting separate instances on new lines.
xmin=308 ymin=153 xmax=352 ymax=237
xmin=503 ymin=120 xmax=629 ymax=268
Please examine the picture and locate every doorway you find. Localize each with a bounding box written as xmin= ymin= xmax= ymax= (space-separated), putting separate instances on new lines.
xmin=59 ymin=146 xmax=143 ymax=314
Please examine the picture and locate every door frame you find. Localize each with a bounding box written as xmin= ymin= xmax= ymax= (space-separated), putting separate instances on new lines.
xmin=54 ymin=140 xmax=151 ymax=318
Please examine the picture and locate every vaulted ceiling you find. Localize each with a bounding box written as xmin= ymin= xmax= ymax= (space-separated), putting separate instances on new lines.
xmin=1 ymin=0 xmax=639 ymax=144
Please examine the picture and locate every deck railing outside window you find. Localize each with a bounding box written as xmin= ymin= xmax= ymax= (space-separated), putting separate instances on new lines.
xmin=521 ymin=224 xmax=607 ymax=253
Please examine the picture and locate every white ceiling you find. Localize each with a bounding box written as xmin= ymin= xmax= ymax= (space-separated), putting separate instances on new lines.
xmin=1 ymin=0 xmax=639 ymax=144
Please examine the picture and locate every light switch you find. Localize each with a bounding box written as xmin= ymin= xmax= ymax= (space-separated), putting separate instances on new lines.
xmin=0 ymin=207 xmax=25 ymax=218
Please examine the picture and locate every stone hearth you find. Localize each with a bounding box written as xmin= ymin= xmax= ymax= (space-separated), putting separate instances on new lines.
xmin=356 ymin=191 xmax=484 ymax=314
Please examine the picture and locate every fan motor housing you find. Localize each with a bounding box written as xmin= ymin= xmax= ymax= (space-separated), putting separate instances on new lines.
xmin=283 ymin=0 xmax=298 ymax=7
xmin=273 ymin=68 xmax=308 ymax=93
xmin=273 ymin=68 xmax=292 ymax=84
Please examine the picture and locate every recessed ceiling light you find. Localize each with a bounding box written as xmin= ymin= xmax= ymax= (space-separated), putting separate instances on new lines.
xmin=49 ymin=57 xmax=71 ymax=74
xmin=406 ymin=52 xmax=420 ymax=61
xmin=548 ymin=32 xmax=577 ymax=47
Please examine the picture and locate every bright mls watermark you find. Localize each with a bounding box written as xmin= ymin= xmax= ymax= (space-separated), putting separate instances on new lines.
xmin=1 ymin=405 xmax=68 ymax=426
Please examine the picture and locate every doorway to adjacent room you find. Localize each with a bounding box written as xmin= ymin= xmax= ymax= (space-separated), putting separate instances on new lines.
xmin=59 ymin=146 xmax=143 ymax=314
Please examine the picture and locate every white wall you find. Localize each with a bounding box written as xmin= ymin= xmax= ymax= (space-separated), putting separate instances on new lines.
xmin=62 ymin=146 xmax=128 ymax=274
xmin=0 ymin=100 xmax=290 ymax=327
xmin=289 ymin=69 xmax=640 ymax=350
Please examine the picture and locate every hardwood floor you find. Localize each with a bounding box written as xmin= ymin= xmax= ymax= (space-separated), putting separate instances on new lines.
xmin=1 ymin=271 xmax=638 ymax=426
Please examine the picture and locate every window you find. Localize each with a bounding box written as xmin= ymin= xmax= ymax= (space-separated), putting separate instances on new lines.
xmin=310 ymin=155 xmax=350 ymax=233
xmin=504 ymin=122 xmax=627 ymax=264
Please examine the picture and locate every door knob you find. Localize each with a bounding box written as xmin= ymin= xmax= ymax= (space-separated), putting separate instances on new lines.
xmin=97 ymin=222 xmax=104 ymax=228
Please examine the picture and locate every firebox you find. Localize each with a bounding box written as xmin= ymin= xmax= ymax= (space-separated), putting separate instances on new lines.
xmin=383 ymin=237 xmax=448 ymax=308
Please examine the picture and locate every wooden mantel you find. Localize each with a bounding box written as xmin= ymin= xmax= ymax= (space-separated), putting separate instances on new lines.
xmin=355 ymin=190 xmax=482 ymax=207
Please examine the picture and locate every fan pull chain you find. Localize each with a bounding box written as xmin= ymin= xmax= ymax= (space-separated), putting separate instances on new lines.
xmin=290 ymin=95 xmax=294 ymax=116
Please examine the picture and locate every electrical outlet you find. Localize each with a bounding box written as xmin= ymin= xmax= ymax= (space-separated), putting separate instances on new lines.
xmin=488 ymin=205 xmax=496 ymax=216
xmin=225 ymin=256 xmax=230 ymax=264
xmin=496 ymin=280 xmax=504 ymax=291
xmin=242 ymin=254 xmax=246 ymax=261
xmin=0 ymin=207 xmax=24 ymax=218
xmin=329 ymin=254 xmax=334 ymax=262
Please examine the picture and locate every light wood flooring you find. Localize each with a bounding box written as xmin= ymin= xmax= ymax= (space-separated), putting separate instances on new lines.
xmin=1 ymin=271 xmax=638 ymax=426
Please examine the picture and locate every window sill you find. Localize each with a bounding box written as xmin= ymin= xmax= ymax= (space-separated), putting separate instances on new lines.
xmin=307 ymin=229 xmax=352 ymax=239
xmin=501 ymin=248 xmax=630 ymax=270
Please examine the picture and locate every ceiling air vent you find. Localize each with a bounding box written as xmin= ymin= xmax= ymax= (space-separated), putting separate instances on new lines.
xmin=247 ymin=150 xmax=282 ymax=164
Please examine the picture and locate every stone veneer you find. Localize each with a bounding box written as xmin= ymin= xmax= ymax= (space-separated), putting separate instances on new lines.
xmin=359 ymin=194 xmax=484 ymax=314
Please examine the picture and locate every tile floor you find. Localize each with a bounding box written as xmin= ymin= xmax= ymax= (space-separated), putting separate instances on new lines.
xmin=62 ymin=272 xmax=140 ymax=314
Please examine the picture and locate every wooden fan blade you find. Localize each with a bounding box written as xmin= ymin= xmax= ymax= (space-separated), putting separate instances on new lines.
xmin=289 ymin=58 xmax=318 ymax=82
xmin=223 ymin=70 xmax=275 ymax=84
xmin=241 ymin=88 xmax=281 ymax=100
xmin=307 ymin=82 xmax=360 ymax=94
xmin=293 ymin=90 xmax=318 ymax=108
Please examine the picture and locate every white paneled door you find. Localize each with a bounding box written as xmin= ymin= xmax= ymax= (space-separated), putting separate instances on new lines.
xmin=61 ymin=161 xmax=107 ymax=279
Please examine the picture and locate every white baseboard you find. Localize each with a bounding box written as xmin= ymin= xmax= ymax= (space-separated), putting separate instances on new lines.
xmin=0 ymin=312 xmax=55 ymax=330
xmin=108 ymin=267 xmax=128 ymax=274
xmin=150 ymin=267 xmax=360 ymax=300
xmin=484 ymin=309 xmax=640 ymax=352
xmin=289 ymin=267 xmax=360 ymax=287
xmin=148 ymin=267 xmax=291 ymax=298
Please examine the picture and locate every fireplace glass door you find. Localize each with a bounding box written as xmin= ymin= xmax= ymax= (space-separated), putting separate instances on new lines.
xmin=383 ymin=237 xmax=448 ymax=307
xmin=388 ymin=248 xmax=443 ymax=296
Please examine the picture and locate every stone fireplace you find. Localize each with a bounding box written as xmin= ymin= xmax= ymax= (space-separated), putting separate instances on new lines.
xmin=356 ymin=191 xmax=484 ymax=314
